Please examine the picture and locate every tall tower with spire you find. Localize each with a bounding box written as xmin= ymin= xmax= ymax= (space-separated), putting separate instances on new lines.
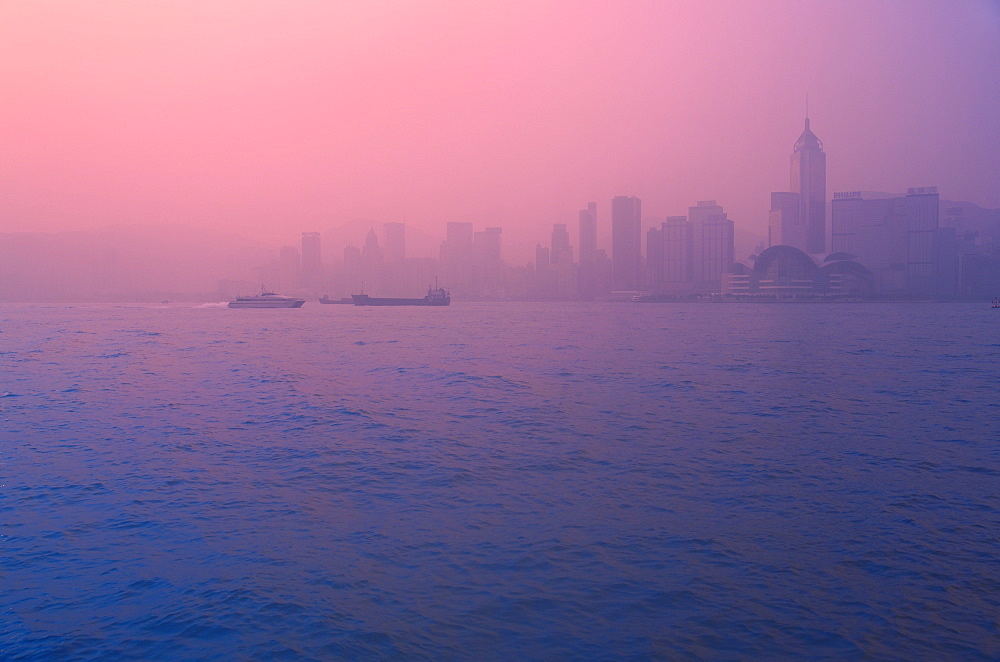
xmin=790 ymin=117 xmax=827 ymax=254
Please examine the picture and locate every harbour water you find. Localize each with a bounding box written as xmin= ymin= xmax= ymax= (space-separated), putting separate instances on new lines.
xmin=2 ymin=302 xmax=997 ymax=660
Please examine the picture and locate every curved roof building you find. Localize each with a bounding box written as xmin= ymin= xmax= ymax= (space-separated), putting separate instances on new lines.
xmin=723 ymin=245 xmax=873 ymax=298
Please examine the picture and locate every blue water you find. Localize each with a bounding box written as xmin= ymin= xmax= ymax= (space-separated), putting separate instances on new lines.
xmin=2 ymin=302 xmax=997 ymax=660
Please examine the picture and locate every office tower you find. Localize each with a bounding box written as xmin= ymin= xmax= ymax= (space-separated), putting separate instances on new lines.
xmin=663 ymin=216 xmax=693 ymax=285
xmin=578 ymin=202 xmax=597 ymax=299
xmin=301 ymin=232 xmax=322 ymax=293
xmin=533 ymin=244 xmax=553 ymax=299
xmin=383 ymin=222 xmax=405 ymax=263
xmin=688 ymin=200 xmax=725 ymax=226
xmin=593 ymin=249 xmax=612 ymax=295
xmin=646 ymin=225 xmax=663 ymax=289
xmin=790 ymin=117 xmax=827 ymax=253
xmin=611 ymin=195 xmax=642 ymax=291
xmin=700 ymin=215 xmax=735 ymax=289
xmin=687 ymin=200 xmax=734 ymax=291
xmin=549 ymin=223 xmax=575 ymax=298
xmin=473 ymin=226 xmax=504 ymax=298
xmin=904 ymin=187 xmax=940 ymax=297
xmin=440 ymin=222 xmax=475 ymax=296
xmin=551 ymin=224 xmax=573 ymax=264
xmin=768 ymin=192 xmax=803 ymax=249
xmin=831 ymin=187 xmax=943 ymax=296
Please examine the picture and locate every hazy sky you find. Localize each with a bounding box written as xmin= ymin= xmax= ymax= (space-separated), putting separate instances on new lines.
xmin=2 ymin=0 xmax=998 ymax=259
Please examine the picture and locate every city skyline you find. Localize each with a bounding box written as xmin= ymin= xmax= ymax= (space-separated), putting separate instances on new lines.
xmin=1 ymin=1 xmax=998 ymax=256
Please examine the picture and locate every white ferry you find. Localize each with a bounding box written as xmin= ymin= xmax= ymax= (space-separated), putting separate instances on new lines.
xmin=228 ymin=288 xmax=305 ymax=309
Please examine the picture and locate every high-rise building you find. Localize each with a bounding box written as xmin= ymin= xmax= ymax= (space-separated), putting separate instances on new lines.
xmin=663 ymin=216 xmax=693 ymax=286
xmin=611 ymin=195 xmax=642 ymax=291
xmin=578 ymin=202 xmax=597 ymax=299
xmin=646 ymin=225 xmax=664 ymax=289
xmin=441 ymin=222 xmax=475 ymax=296
xmin=362 ymin=228 xmax=383 ymax=294
xmin=301 ymin=232 xmax=322 ymax=293
xmin=831 ymin=187 xmax=946 ymax=297
xmin=790 ymin=117 xmax=827 ymax=253
xmin=687 ymin=200 xmax=734 ymax=291
xmin=768 ymin=192 xmax=803 ymax=249
xmin=700 ymin=215 xmax=735 ymax=289
xmin=551 ymin=224 xmax=573 ymax=264
xmin=549 ymin=223 xmax=575 ymax=298
xmin=473 ymin=226 xmax=504 ymax=298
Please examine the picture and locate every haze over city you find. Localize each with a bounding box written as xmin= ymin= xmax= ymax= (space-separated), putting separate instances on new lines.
xmin=5 ymin=3 xmax=1000 ymax=659
xmin=2 ymin=0 xmax=998 ymax=262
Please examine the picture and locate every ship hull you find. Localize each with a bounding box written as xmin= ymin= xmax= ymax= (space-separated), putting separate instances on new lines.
xmin=228 ymin=299 xmax=305 ymax=308
xmin=351 ymin=295 xmax=450 ymax=306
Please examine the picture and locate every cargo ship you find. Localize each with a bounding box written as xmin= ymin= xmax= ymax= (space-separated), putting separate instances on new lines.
xmin=318 ymin=295 xmax=354 ymax=304
xmin=352 ymin=286 xmax=450 ymax=306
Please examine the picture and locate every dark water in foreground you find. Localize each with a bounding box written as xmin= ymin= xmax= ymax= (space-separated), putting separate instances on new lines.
xmin=1 ymin=302 xmax=997 ymax=660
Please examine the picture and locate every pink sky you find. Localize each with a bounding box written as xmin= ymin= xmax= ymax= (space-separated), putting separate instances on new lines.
xmin=2 ymin=0 xmax=998 ymax=260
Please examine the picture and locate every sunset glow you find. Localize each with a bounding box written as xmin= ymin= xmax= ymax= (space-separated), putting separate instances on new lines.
xmin=2 ymin=1 xmax=997 ymax=257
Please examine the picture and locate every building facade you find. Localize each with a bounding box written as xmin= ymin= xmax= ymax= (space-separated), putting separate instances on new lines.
xmin=831 ymin=187 xmax=949 ymax=297
xmin=790 ymin=118 xmax=827 ymax=254
xmin=611 ymin=195 xmax=642 ymax=291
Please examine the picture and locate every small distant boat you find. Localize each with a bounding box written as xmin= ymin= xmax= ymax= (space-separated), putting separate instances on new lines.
xmin=352 ymin=286 xmax=451 ymax=307
xmin=992 ymin=297 xmax=1000 ymax=309
xmin=318 ymin=295 xmax=354 ymax=305
xmin=228 ymin=287 xmax=305 ymax=309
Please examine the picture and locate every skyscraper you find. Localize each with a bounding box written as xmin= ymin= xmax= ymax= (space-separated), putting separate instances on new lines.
xmin=790 ymin=117 xmax=827 ymax=253
xmin=550 ymin=223 xmax=573 ymax=265
xmin=687 ymin=200 xmax=734 ymax=291
xmin=611 ymin=195 xmax=642 ymax=291
xmin=300 ymin=232 xmax=322 ymax=293
xmin=663 ymin=216 xmax=693 ymax=285
xmin=473 ymin=226 xmax=504 ymax=298
xmin=768 ymin=192 xmax=802 ymax=249
xmin=440 ymin=222 xmax=475 ymax=297
xmin=578 ymin=202 xmax=597 ymax=299
xmin=831 ymin=187 xmax=944 ymax=297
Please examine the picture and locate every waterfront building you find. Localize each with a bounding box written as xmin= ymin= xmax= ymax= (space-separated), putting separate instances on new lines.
xmin=722 ymin=245 xmax=873 ymax=298
xmin=440 ymin=222 xmax=475 ymax=297
xmin=646 ymin=225 xmax=663 ymax=289
xmin=578 ymin=202 xmax=597 ymax=299
xmin=790 ymin=117 xmax=827 ymax=253
xmin=662 ymin=215 xmax=693 ymax=289
xmin=300 ymin=232 xmax=322 ymax=294
xmin=768 ymin=192 xmax=803 ymax=249
xmin=689 ymin=200 xmax=735 ymax=293
xmin=611 ymin=195 xmax=642 ymax=291
xmin=831 ymin=187 xmax=950 ymax=297
xmin=473 ymin=226 xmax=504 ymax=298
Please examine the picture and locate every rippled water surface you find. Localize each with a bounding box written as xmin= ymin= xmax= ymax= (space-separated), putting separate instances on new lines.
xmin=2 ymin=302 xmax=998 ymax=660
